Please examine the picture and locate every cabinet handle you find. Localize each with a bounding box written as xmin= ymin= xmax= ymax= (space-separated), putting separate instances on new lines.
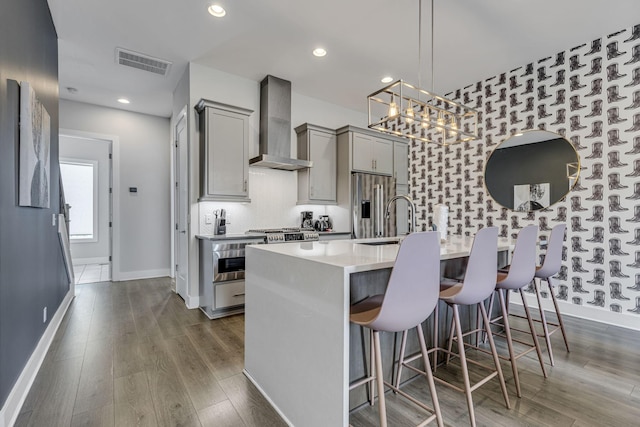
xmin=310 ymin=186 xmax=314 ymax=196
xmin=243 ymin=179 xmax=247 ymax=192
xmin=233 ymin=293 xmax=245 ymax=297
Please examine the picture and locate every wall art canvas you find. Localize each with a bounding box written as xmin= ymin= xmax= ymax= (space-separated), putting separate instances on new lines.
xmin=514 ymin=183 xmax=550 ymax=212
xmin=19 ymin=81 xmax=50 ymax=208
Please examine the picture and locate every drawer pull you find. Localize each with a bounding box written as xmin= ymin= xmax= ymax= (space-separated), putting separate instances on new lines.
xmin=233 ymin=293 xmax=246 ymax=297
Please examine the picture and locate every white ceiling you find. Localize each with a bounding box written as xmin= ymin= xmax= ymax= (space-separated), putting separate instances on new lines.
xmin=47 ymin=0 xmax=640 ymax=118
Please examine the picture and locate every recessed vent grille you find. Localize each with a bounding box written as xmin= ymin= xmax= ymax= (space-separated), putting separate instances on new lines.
xmin=115 ymin=48 xmax=172 ymax=76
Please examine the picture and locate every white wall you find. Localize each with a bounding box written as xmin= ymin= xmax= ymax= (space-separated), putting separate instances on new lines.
xmin=59 ymin=100 xmax=171 ymax=280
xmin=59 ymin=135 xmax=111 ymax=263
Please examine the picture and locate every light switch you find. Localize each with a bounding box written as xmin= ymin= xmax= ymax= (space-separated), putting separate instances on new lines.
xmin=205 ymin=214 xmax=212 ymax=224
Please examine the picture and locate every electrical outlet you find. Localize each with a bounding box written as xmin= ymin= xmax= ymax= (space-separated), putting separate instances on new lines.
xmin=43 ymin=307 xmax=47 ymax=323
xmin=225 ymin=212 xmax=231 ymax=224
xmin=52 ymin=214 xmax=57 ymax=227
xmin=205 ymin=214 xmax=212 ymax=224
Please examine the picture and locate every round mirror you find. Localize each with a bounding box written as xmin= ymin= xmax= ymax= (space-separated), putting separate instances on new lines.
xmin=484 ymin=130 xmax=580 ymax=212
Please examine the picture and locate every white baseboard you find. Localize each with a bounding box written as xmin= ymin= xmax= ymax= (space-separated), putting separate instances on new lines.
xmin=511 ymin=294 xmax=640 ymax=332
xmin=72 ymin=256 xmax=110 ymax=265
xmin=243 ymin=370 xmax=294 ymax=427
xmin=185 ymin=294 xmax=199 ymax=309
xmin=116 ymin=268 xmax=170 ymax=281
xmin=0 ymin=290 xmax=74 ymax=427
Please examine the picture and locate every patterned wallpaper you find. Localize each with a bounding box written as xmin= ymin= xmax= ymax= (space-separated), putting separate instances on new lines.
xmin=410 ymin=23 xmax=640 ymax=317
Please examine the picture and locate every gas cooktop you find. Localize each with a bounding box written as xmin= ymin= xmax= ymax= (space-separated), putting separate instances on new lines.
xmin=245 ymin=228 xmax=319 ymax=244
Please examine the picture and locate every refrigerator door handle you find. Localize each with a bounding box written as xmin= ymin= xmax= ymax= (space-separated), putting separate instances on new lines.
xmin=374 ymin=184 xmax=383 ymax=237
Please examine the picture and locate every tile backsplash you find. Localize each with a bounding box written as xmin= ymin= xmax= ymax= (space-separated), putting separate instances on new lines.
xmin=198 ymin=167 xmax=349 ymax=234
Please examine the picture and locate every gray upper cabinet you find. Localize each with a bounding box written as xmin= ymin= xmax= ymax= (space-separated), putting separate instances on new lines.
xmin=196 ymin=100 xmax=253 ymax=202
xmin=393 ymin=141 xmax=409 ymax=186
xmin=351 ymin=131 xmax=393 ymax=175
xmin=296 ymin=124 xmax=337 ymax=204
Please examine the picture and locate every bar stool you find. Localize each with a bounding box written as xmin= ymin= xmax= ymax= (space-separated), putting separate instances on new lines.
xmin=395 ymin=227 xmax=510 ymax=427
xmin=533 ymin=223 xmax=570 ymax=365
xmin=349 ymin=232 xmax=444 ymax=427
xmin=488 ymin=225 xmax=548 ymax=398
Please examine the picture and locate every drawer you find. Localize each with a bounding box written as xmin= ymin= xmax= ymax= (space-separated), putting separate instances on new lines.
xmin=214 ymin=280 xmax=245 ymax=309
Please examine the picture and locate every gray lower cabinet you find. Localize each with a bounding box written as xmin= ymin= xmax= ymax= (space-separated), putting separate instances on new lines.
xmin=196 ymin=99 xmax=253 ymax=202
xmin=296 ymin=124 xmax=337 ymax=204
xmin=198 ymin=238 xmax=247 ymax=319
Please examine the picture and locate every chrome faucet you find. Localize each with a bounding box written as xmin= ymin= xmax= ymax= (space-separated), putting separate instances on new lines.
xmin=385 ymin=194 xmax=416 ymax=234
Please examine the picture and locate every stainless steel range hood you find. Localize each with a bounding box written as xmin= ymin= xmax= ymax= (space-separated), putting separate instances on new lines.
xmin=249 ymin=75 xmax=312 ymax=171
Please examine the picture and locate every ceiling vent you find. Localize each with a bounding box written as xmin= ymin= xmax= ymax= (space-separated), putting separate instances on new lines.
xmin=115 ymin=47 xmax=172 ymax=76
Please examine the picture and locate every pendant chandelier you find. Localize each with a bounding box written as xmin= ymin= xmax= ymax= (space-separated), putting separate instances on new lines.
xmin=367 ymin=0 xmax=479 ymax=145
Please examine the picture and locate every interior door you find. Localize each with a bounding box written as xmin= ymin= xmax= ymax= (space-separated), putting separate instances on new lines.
xmin=175 ymin=113 xmax=189 ymax=300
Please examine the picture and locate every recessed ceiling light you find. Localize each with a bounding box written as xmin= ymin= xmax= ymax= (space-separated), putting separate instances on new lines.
xmin=312 ymin=48 xmax=327 ymax=57
xmin=117 ymin=98 xmax=130 ymax=104
xmin=381 ymin=76 xmax=393 ymax=83
xmin=208 ymin=4 xmax=226 ymax=17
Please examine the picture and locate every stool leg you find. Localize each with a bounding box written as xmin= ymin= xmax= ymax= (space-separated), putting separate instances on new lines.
xmin=416 ymin=325 xmax=444 ymax=427
xmin=533 ymin=278 xmax=554 ymax=366
xmin=369 ymin=329 xmax=375 ymax=406
xmin=497 ymin=288 xmax=521 ymax=398
xmin=478 ymin=301 xmax=510 ymax=409
xmin=433 ymin=304 xmax=439 ymax=372
xmin=548 ymin=277 xmax=570 ymax=352
xmin=519 ymin=288 xmax=548 ymax=378
xmin=395 ymin=330 xmax=409 ymax=390
xmin=372 ymin=331 xmax=387 ymax=427
xmin=452 ymin=304 xmax=476 ymax=427
xmin=445 ymin=311 xmax=456 ymax=365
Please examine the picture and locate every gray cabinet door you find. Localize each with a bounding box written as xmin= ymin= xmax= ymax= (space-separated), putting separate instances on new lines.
xmin=395 ymin=184 xmax=409 ymax=235
xmin=373 ymin=138 xmax=393 ymax=175
xmin=393 ymin=141 xmax=409 ymax=185
xmin=198 ymin=101 xmax=252 ymax=202
xmin=352 ymin=132 xmax=393 ymax=175
xmin=352 ymin=132 xmax=375 ymax=172
xmin=308 ymin=130 xmax=337 ymax=202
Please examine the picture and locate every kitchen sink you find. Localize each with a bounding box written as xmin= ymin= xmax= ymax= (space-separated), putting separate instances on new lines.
xmin=359 ymin=239 xmax=401 ymax=246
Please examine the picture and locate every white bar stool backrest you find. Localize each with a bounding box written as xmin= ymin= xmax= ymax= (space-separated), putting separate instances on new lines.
xmin=369 ymin=231 xmax=441 ymax=333
xmin=536 ymin=224 xmax=566 ymax=279
xmin=444 ymin=227 xmax=499 ymax=306
xmin=498 ymin=225 xmax=538 ymax=289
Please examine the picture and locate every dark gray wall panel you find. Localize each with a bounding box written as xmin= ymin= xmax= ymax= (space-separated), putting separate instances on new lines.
xmin=0 ymin=0 xmax=64 ymax=408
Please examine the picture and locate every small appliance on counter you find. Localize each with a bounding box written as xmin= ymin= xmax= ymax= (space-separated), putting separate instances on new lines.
xmin=314 ymin=215 xmax=332 ymax=232
xmin=301 ymin=211 xmax=314 ymax=229
xmin=214 ymin=209 xmax=226 ymax=235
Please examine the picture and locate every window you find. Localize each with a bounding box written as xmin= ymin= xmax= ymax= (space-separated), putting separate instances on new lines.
xmin=60 ymin=160 xmax=98 ymax=241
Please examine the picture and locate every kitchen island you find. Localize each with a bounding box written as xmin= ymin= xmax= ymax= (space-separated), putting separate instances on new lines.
xmin=244 ymin=236 xmax=512 ymax=427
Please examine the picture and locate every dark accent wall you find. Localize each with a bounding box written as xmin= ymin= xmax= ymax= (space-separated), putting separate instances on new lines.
xmin=0 ymin=0 xmax=64 ymax=408
xmin=485 ymin=139 xmax=578 ymax=208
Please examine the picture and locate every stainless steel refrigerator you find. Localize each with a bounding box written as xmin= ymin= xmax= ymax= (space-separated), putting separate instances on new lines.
xmin=352 ymin=172 xmax=397 ymax=238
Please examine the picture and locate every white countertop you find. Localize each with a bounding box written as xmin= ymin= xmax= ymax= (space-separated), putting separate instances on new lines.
xmin=247 ymin=234 xmax=513 ymax=273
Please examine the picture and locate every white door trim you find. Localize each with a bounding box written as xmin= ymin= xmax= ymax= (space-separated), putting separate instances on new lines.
xmin=172 ymin=107 xmax=190 ymax=304
xmin=59 ymin=128 xmax=121 ymax=281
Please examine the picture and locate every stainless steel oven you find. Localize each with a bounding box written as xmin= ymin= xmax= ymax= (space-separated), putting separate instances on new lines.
xmin=212 ymin=242 xmax=252 ymax=283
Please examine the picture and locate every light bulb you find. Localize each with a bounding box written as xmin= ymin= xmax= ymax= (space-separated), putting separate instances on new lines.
xmin=388 ymin=94 xmax=398 ymax=117
xmin=421 ymin=107 xmax=430 ymax=128
xmin=436 ymin=112 xmax=445 ymax=127
xmin=405 ymin=100 xmax=414 ymax=123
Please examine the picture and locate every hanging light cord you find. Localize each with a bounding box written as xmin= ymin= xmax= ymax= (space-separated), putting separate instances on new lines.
xmin=418 ymin=0 xmax=435 ymax=92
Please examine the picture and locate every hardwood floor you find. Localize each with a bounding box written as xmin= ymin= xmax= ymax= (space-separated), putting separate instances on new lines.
xmin=14 ymin=278 xmax=640 ymax=426
xmin=15 ymin=278 xmax=284 ymax=427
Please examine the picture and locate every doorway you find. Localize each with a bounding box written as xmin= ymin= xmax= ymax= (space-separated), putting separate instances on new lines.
xmin=174 ymin=111 xmax=189 ymax=301
xmin=59 ymin=133 xmax=113 ymax=284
